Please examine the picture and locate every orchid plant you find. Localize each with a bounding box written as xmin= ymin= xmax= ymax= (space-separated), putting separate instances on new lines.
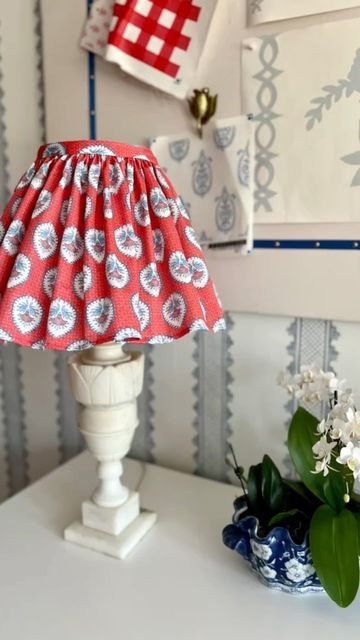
xmin=231 ymin=365 xmax=360 ymax=608
xmin=279 ymin=365 xmax=360 ymax=484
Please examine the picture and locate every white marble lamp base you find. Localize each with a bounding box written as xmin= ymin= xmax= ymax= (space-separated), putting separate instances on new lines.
xmin=64 ymin=343 xmax=156 ymax=559
xmin=65 ymin=494 xmax=157 ymax=559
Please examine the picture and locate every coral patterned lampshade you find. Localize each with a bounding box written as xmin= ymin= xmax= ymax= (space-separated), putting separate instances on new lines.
xmin=0 ymin=140 xmax=225 ymax=351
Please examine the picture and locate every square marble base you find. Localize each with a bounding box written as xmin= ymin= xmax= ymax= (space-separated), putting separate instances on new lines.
xmin=82 ymin=492 xmax=140 ymax=535
xmin=64 ymin=510 xmax=157 ymax=559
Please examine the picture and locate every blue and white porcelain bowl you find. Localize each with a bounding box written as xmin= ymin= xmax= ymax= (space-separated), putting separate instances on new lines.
xmin=222 ymin=498 xmax=324 ymax=594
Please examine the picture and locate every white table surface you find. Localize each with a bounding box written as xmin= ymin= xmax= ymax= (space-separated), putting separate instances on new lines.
xmin=0 ymin=453 xmax=359 ymax=639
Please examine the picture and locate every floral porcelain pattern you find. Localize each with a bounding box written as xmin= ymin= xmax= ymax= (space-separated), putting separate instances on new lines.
xmin=223 ymin=499 xmax=323 ymax=594
xmin=0 ymin=140 xmax=225 ymax=351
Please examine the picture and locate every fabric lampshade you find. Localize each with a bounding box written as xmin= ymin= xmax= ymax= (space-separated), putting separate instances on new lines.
xmin=0 ymin=140 xmax=225 ymax=351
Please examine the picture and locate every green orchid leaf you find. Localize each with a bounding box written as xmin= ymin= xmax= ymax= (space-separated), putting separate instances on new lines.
xmin=323 ymin=472 xmax=348 ymax=512
xmin=284 ymin=479 xmax=318 ymax=506
xmin=247 ymin=463 xmax=264 ymax=516
xmin=310 ymin=505 xmax=359 ymax=607
xmin=353 ymin=512 xmax=360 ymax=555
xmin=288 ymin=407 xmax=348 ymax=508
xmin=269 ymin=509 xmax=303 ymax=527
xmin=261 ymin=455 xmax=284 ymax=512
xmin=288 ymin=407 xmax=327 ymax=502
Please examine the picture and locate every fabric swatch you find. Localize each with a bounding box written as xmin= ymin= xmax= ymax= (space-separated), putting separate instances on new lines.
xmin=248 ymin=0 xmax=360 ymax=25
xmin=242 ymin=19 xmax=360 ymax=223
xmin=105 ymin=0 xmax=218 ymax=98
xmin=150 ymin=116 xmax=254 ymax=253
xmin=80 ymin=0 xmax=114 ymax=57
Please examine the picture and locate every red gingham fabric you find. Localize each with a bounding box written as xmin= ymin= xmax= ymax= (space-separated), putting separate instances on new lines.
xmin=108 ymin=0 xmax=201 ymax=79
xmin=0 ymin=140 xmax=225 ymax=351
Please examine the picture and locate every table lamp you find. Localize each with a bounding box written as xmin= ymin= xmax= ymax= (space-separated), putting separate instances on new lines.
xmin=0 ymin=140 xmax=225 ymax=559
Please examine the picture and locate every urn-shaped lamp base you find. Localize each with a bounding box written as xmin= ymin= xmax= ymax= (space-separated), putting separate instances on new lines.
xmin=64 ymin=343 xmax=156 ymax=559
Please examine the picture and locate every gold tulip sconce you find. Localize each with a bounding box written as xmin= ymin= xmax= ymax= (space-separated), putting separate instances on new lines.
xmin=188 ymin=88 xmax=218 ymax=139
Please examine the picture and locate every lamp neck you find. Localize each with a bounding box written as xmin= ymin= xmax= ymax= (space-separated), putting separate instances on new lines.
xmin=81 ymin=342 xmax=131 ymax=366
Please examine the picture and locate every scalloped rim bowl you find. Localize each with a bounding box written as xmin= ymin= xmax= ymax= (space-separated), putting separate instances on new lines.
xmin=223 ymin=502 xmax=324 ymax=595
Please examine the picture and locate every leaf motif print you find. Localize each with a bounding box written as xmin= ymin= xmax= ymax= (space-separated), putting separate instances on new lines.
xmin=162 ymin=293 xmax=186 ymax=328
xmin=215 ymin=188 xmax=236 ymax=233
xmin=33 ymin=222 xmax=58 ymax=259
xmin=213 ymin=318 xmax=226 ymax=332
xmin=150 ymin=187 xmax=170 ymax=218
xmin=43 ymin=267 xmax=58 ymax=298
xmin=8 ymin=254 xmax=31 ymax=288
xmin=134 ymin=194 xmax=150 ymax=227
xmin=155 ymin=167 xmax=170 ymax=190
xmin=60 ymin=227 xmax=84 ymax=264
xmin=89 ymin=163 xmax=103 ymax=192
xmin=188 ymin=257 xmax=209 ymax=289
xmin=60 ymin=198 xmax=72 ymax=225
xmin=74 ymin=161 xmax=89 ymax=194
xmin=12 ymin=295 xmax=43 ymax=334
xmin=108 ymin=162 xmax=124 ymax=194
xmin=86 ymin=298 xmax=114 ymax=335
xmin=85 ymin=195 xmax=93 ymax=219
xmin=169 ymin=139 xmax=190 ymax=162
xmin=169 ymin=251 xmax=192 ymax=284
xmin=73 ymin=264 xmax=93 ymax=300
xmin=3 ymin=220 xmax=25 ymax=256
xmin=103 ymin=187 xmax=113 ymax=219
xmin=78 ymin=144 xmax=115 ymax=156
xmin=60 ymin=158 xmax=74 ymax=189
xmin=213 ymin=126 xmax=236 ymax=149
xmin=47 ymin=299 xmax=76 ymax=338
xmin=184 ymin=226 xmax=201 ymax=250
xmin=11 ymin=197 xmax=23 ymax=218
xmin=192 ymin=151 xmax=212 ymax=196
xmin=237 ymin=142 xmax=250 ymax=187
xmin=190 ymin=319 xmax=208 ymax=331
xmin=114 ymin=224 xmax=142 ymax=259
xmin=85 ymin=228 xmax=106 ymax=263
xmin=42 ymin=142 xmax=67 ymax=158
xmin=30 ymin=163 xmax=51 ymax=190
xmin=17 ymin=164 xmax=36 ymax=189
xmin=153 ymin=229 xmax=165 ymax=262
xmin=140 ymin=263 xmax=161 ymax=297
xmin=32 ymin=190 xmax=52 ymax=218
xmin=131 ymin=293 xmax=150 ymax=331
xmin=106 ymin=255 xmax=130 ymax=289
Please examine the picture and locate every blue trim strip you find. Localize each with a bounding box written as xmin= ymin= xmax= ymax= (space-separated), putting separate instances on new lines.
xmin=253 ymin=239 xmax=360 ymax=250
xmin=87 ymin=0 xmax=96 ymax=139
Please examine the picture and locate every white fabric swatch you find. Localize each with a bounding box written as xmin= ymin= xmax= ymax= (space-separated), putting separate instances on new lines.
xmin=248 ymin=0 xmax=360 ymax=25
xmin=242 ymin=19 xmax=360 ymax=223
xmin=80 ymin=0 xmax=115 ymax=57
xmin=150 ymin=116 xmax=254 ymax=253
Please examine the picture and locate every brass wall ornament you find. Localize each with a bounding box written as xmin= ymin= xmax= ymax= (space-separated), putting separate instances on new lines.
xmin=188 ymin=88 xmax=218 ymax=138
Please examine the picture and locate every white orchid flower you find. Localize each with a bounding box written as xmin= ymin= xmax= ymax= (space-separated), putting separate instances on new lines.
xmin=312 ymin=436 xmax=336 ymax=461
xmin=337 ymin=442 xmax=360 ymax=479
xmin=314 ymin=459 xmax=330 ymax=476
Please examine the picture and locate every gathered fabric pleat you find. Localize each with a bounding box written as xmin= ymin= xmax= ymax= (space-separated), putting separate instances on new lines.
xmin=0 ymin=140 xmax=225 ymax=351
